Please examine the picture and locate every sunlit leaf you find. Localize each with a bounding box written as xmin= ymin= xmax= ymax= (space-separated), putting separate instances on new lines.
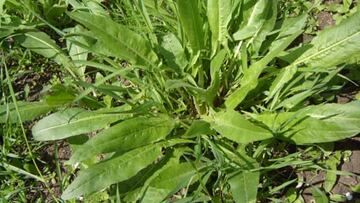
xmin=207 ymin=0 xmax=232 ymax=52
xmin=294 ymin=11 xmax=360 ymax=69
xmin=255 ymin=102 xmax=360 ymax=144
xmin=62 ymin=143 xmax=163 ymax=200
xmin=210 ymin=110 xmax=273 ymax=144
xmin=229 ymin=171 xmax=260 ymax=203
xmin=141 ymin=162 xmax=200 ymax=203
xmin=0 ymin=102 xmax=53 ymax=124
xmin=68 ymin=11 xmax=159 ymax=69
xmin=177 ymin=0 xmax=204 ymax=53
xmin=32 ymin=106 xmax=131 ymax=141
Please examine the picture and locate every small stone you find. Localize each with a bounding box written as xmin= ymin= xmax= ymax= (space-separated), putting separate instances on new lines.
xmin=345 ymin=192 xmax=353 ymax=201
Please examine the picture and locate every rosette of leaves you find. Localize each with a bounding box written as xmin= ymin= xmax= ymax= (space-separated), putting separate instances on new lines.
xmin=2 ymin=0 xmax=360 ymax=202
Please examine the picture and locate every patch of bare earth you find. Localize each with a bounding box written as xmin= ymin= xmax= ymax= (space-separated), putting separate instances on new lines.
xmin=301 ymin=137 xmax=360 ymax=203
xmin=316 ymin=11 xmax=335 ymax=30
xmin=26 ymin=141 xmax=71 ymax=202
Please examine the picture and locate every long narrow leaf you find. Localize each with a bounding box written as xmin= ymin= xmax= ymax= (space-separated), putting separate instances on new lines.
xmin=68 ymin=115 xmax=175 ymax=164
xmin=255 ymin=102 xmax=360 ymax=144
xmin=61 ymin=143 xmax=163 ymax=200
xmin=177 ymin=0 xmax=204 ymax=53
xmin=141 ymin=162 xmax=199 ymax=203
xmin=0 ymin=102 xmax=53 ymax=123
xmin=32 ymin=106 xmax=131 ymax=141
xmin=207 ymin=0 xmax=232 ymax=52
xmin=294 ymin=11 xmax=360 ymax=69
xmin=67 ymin=11 xmax=159 ymax=69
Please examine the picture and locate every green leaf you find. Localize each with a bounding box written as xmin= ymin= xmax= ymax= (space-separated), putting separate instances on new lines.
xmin=44 ymin=84 xmax=76 ymax=107
xmin=0 ymin=102 xmax=53 ymax=123
xmin=15 ymin=31 xmax=63 ymax=62
xmin=141 ymin=162 xmax=199 ymax=203
xmin=32 ymin=106 xmax=131 ymax=141
xmin=256 ymin=102 xmax=360 ymax=144
xmin=229 ymin=171 xmax=260 ymax=203
xmin=225 ymin=31 xmax=300 ymax=109
xmin=68 ymin=115 xmax=175 ymax=164
xmin=44 ymin=4 xmax=67 ymax=25
xmin=165 ymin=80 xmax=208 ymax=102
xmin=210 ymin=50 xmax=227 ymax=81
xmin=184 ymin=120 xmax=213 ymax=138
xmin=251 ymin=0 xmax=278 ymax=53
xmin=15 ymin=31 xmax=79 ymax=77
xmin=123 ymin=149 xmax=186 ymax=202
xmin=352 ymin=182 xmax=360 ymax=192
xmin=0 ymin=162 xmax=44 ymax=182
xmin=66 ymin=26 xmax=89 ymax=78
xmin=269 ymin=14 xmax=307 ymax=52
xmin=294 ymin=11 xmax=360 ymax=69
xmin=160 ymin=33 xmax=188 ymax=71
xmin=233 ymin=0 xmax=276 ymax=48
xmin=312 ymin=187 xmax=329 ymax=203
xmin=267 ymin=65 xmax=298 ymax=101
xmin=0 ymin=0 xmax=5 ymax=14
xmin=210 ymin=110 xmax=273 ymax=144
xmin=275 ymin=89 xmax=316 ymax=110
xmin=221 ymin=144 xmax=259 ymax=169
xmin=265 ymin=14 xmax=308 ymax=102
xmin=177 ymin=0 xmax=204 ymax=53
xmin=67 ymin=11 xmax=159 ymax=69
xmin=285 ymin=188 xmax=304 ymax=203
xmin=287 ymin=102 xmax=360 ymax=144
xmin=207 ymin=49 xmax=227 ymax=104
xmin=207 ymin=0 xmax=232 ymax=52
xmin=67 ymin=0 xmax=108 ymax=16
xmin=61 ymin=143 xmax=163 ymax=200
xmin=233 ymin=0 xmax=263 ymax=40
xmin=324 ymin=152 xmax=341 ymax=192
xmin=0 ymin=27 xmax=14 ymax=39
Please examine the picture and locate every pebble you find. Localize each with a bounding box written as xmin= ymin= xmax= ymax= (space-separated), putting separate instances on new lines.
xmin=345 ymin=192 xmax=353 ymax=201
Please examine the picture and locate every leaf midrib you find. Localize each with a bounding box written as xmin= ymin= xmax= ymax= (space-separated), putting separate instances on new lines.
xmin=75 ymin=14 xmax=157 ymax=68
xmin=24 ymin=32 xmax=62 ymax=54
xmin=214 ymin=117 xmax=271 ymax=138
xmin=75 ymin=120 xmax=172 ymax=157
xmin=294 ymin=28 xmax=360 ymax=66
xmin=63 ymin=145 xmax=159 ymax=197
xmin=34 ymin=113 xmax=119 ymax=135
xmin=243 ymin=173 xmax=249 ymax=202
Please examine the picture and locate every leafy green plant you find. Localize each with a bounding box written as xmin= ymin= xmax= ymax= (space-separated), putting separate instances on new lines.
xmin=2 ymin=0 xmax=360 ymax=202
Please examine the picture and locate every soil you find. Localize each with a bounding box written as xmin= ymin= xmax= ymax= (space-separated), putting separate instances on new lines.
xmin=316 ymin=11 xmax=335 ymax=30
xmin=301 ymin=136 xmax=360 ymax=203
xmin=337 ymin=86 xmax=360 ymax=104
xmin=7 ymin=56 xmax=67 ymax=201
xmin=333 ymin=137 xmax=360 ymax=200
xmin=11 ymin=58 xmax=62 ymax=101
xmin=25 ymin=141 xmax=72 ymax=201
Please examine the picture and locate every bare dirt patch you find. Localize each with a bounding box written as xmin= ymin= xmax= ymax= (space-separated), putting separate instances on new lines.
xmin=317 ymin=11 xmax=335 ymax=30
